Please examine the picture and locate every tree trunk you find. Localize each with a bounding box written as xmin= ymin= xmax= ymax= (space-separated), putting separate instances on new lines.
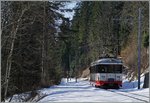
xmin=41 ymin=1 xmax=47 ymax=87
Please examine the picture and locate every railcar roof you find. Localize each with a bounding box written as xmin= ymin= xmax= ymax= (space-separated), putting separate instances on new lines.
xmin=91 ymin=57 xmax=123 ymax=66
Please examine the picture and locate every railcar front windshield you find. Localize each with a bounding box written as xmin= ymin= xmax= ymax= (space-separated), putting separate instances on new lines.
xmin=98 ymin=65 xmax=122 ymax=73
xmin=90 ymin=64 xmax=122 ymax=73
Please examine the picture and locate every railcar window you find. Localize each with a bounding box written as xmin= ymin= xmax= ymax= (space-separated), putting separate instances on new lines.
xmin=115 ymin=65 xmax=122 ymax=73
xmin=107 ymin=65 xmax=114 ymax=73
xmin=90 ymin=65 xmax=122 ymax=73
xmin=97 ymin=65 xmax=107 ymax=73
xmin=96 ymin=65 xmax=122 ymax=73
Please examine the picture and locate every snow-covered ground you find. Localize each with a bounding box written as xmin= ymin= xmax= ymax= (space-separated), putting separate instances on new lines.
xmin=5 ymin=76 xmax=149 ymax=102
xmin=37 ymin=77 xmax=149 ymax=102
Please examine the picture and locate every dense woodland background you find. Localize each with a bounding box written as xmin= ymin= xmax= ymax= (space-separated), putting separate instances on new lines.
xmin=1 ymin=1 xmax=149 ymax=101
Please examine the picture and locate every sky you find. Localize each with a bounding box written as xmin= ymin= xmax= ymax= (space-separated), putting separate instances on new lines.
xmin=54 ymin=1 xmax=78 ymax=33
xmin=61 ymin=1 xmax=78 ymax=20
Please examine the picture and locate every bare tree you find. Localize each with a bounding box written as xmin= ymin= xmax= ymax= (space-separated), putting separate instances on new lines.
xmin=3 ymin=3 xmax=30 ymax=99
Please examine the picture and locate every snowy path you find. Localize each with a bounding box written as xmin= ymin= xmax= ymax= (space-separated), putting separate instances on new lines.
xmin=38 ymin=78 xmax=149 ymax=102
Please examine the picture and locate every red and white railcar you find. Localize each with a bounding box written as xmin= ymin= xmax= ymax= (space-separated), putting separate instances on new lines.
xmin=89 ymin=57 xmax=123 ymax=89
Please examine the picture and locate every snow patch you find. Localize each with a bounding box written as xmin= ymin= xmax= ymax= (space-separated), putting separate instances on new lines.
xmin=122 ymin=74 xmax=145 ymax=89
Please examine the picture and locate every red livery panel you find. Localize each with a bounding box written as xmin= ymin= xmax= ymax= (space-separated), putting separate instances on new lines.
xmin=95 ymin=80 xmax=122 ymax=86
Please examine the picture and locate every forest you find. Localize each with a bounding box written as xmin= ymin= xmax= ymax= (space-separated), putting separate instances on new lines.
xmin=1 ymin=1 xmax=149 ymax=101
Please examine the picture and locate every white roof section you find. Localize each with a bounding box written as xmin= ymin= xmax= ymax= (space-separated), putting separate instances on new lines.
xmin=91 ymin=58 xmax=123 ymax=66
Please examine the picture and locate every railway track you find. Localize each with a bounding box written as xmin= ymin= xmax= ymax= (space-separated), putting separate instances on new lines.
xmin=106 ymin=89 xmax=149 ymax=103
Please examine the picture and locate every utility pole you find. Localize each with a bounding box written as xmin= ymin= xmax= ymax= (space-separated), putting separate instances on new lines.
xmin=138 ymin=8 xmax=142 ymax=89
